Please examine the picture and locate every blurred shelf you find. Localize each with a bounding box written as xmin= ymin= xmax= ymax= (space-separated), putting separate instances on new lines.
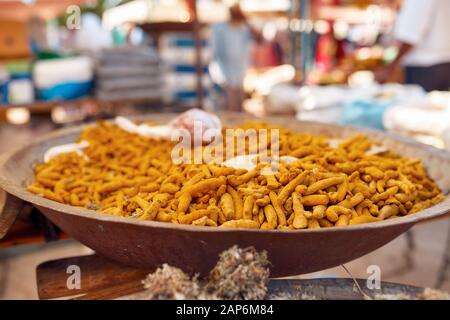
xmin=0 ymin=96 xmax=164 ymax=117
xmin=139 ymin=21 xmax=206 ymax=34
xmin=0 ymin=98 xmax=92 ymax=113
xmin=245 ymin=10 xmax=289 ymax=18
xmin=138 ymin=20 xmax=205 ymax=108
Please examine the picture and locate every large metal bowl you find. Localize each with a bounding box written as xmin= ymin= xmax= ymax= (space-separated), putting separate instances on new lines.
xmin=0 ymin=113 xmax=449 ymax=277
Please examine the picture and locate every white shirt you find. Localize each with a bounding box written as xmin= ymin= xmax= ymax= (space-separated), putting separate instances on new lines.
xmin=211 ymin=23 xmax=251 ymax=86
xmin=395 ymin=0 xmax=450 ymax=67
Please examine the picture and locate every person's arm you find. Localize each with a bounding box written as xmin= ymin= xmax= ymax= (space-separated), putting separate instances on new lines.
xmin=245 ymin=22 xmax=263 ymax=44
xmin=233 ymin=6 xmax=263 ymax=43
xmin=375 ymin=0 xmax=436 ymax=83
xmin=391 ymin=42 xmax=414 ymax=66
xmin=375 ymin=42 xmax=413 ymax=83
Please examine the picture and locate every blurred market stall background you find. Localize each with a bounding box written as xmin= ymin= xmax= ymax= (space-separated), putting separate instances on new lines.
xmin=0 ymin=0 xmax=449 ymax=299
xmin=1 ymin=0 xmax=449 ymax=150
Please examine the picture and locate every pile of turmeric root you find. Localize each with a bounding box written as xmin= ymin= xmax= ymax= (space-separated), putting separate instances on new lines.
xmin=27 ymin=120 xmax=444 ymax=229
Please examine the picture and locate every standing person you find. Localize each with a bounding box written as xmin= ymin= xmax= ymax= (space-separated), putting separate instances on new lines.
xmin=376 ymin=0 xmax=450 ymax=91
xmin=210 ymin=4 xmax=262 ymax=111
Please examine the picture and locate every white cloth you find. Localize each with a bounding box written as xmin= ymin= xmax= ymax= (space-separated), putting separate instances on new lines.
xmin=383 ymin=91 xmax=450 ymax=137
xmin=33 ymin=56 xmax=93 ymax=89
xmin=395 ymin=0 xmax=450 ymax=67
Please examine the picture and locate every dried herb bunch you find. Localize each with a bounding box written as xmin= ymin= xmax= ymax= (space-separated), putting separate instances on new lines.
xmin=142 ymin=246 xmax=269 ymax=300
xmin=206 ymin=246 xmax=270 ymax=300
xmin=142 ymin=264 xmax=203 ymax=300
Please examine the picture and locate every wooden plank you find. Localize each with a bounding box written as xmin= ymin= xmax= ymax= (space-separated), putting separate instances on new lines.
xmin=73 ymin=280 xmax=145 ymax=300
xmin=77 ymin=278 xmax=429 ymax=300
xmin=36 ymin=254 xmax=149 ymax=300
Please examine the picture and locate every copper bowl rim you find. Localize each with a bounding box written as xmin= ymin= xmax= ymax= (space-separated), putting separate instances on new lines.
xmin=0 ymin=114 xmax=449 ymax=234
